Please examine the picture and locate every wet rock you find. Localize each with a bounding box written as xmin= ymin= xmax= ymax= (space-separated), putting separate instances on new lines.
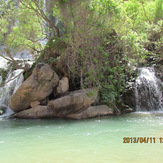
xmin=67 ymin=105 xmax=114 ymax=119
xmin=48 ymin=88 xmax=98 ymax=117
xmin=122 ymin=108 xmax=134 ymax=114
xmin=9 ymin=63 xmax=59 ymax=112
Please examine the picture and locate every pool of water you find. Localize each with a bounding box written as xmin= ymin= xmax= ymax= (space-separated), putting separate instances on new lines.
xmin=0 ymin=112 xmax=163 ymax=163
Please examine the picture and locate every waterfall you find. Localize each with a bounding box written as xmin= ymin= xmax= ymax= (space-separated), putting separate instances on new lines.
xmin=0 ymin=56 xmax=33 ymax=117
xmin=135 ymin=67 xmax=163 ymax=111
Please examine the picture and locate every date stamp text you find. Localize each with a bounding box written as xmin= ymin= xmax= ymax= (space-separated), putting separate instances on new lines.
xmin=123 ymin=137 xmax=163 ymax=143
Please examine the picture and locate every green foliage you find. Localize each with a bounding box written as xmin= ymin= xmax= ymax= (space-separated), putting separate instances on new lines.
xmin=87 ymin=90 xmax=97 ymax=98
xmin=48 ymin=57 xmax=59 ymax=64
xmin=23 ymin=72 xmax=29 ymax=81
xmin=83 ymin=39 xmax=133 ymax=105
xmin=154 ymin=0 xmax=163 ymax=23
xmin=0 ymin=0 xmax=45 ymax=58
xmin=49 ymin=0 xmax=162 ymax=107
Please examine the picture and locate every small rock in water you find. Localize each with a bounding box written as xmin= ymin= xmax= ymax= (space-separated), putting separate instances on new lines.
xmin=123 ymin=108 xmax=134 ymax=114
xmin=0 ymin=110 xmax=4 ymax=115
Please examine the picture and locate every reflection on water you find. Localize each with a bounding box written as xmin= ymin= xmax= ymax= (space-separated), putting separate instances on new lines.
xmin=0 ymin=113 xmax=163 ymax=163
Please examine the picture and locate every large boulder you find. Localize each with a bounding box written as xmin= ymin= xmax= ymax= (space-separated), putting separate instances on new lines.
xmin=48 ymin=88 xmax=98 ymax=117
xmin=14 ymin=105 xmax=53 ymax=119
xmin=67 ymin=105 xmax=114 ymax=119
xmin=13 ymin=88 xmax=99 ymax=119
xmin=9 ymin=63 xmax=59 ymax=112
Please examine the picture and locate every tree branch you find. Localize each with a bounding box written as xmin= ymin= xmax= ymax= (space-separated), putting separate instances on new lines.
xmin=0 ymin=29 xmax=23 ymax=69
xmin=141 ymin=2 xmax=151 ymax=25
xmin=19 ymin=0 xmax=60 ymax=37
xmin=0 ymin=53 xmax=13 ymax=62
xmin=3 ymin=70 xmax=24 ymax=86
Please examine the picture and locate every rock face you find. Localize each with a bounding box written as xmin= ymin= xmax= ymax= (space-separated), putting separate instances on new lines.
xmin=122 ymin=82 xmax=136 ymax=110
xmin=48 ymin=88 xmax=98 ymax=117
xmin=67 ymin=105 xmax=114 ymax=119
xmin=9 ymin=63 xmax=59 ymax=112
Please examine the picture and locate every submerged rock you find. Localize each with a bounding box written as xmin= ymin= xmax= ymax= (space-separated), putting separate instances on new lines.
xmin=9 ymin=63 xmax=59 ymax=112
xmin=67 ymin=105 xmax=114 ymax=119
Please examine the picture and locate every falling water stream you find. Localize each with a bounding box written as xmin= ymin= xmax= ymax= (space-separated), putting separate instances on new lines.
xmin=135 ymin=67 xmax=163 ymax=111
xmin=0 ymin=54 xmax=33 ymax=116
xmin=0 ymin=56 xmax=24 ymax=116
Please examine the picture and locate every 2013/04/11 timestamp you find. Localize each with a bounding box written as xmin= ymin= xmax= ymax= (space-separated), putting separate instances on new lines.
xmin=123 ymin=137 xmax=163 ymax=143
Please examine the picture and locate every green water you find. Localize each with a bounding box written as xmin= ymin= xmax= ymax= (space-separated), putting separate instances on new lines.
xmin=0 ymin=112 xmax=163 ymax=163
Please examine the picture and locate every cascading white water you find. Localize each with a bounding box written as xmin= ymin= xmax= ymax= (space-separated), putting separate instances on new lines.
xmin=0 ymin=56 xmax=24 ymax=116
xmin=135 ymin=67 xmax=163 ymax=111
xmin=0 ymin=55 xmax=34 ymax=117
